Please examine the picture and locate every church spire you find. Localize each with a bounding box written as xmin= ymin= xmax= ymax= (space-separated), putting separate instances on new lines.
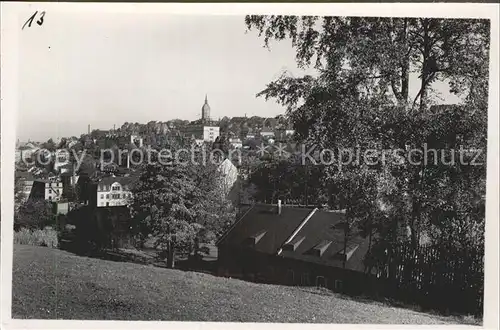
xmin=201 ymin=94 xmax=211 ymax=122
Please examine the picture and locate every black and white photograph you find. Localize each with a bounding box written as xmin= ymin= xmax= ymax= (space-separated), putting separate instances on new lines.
xmin=1 ymin=3 xmax=499 ymax=329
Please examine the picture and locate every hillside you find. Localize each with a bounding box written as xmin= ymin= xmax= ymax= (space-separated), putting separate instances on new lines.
xmin=12 ymin=244 xmax=465 ymax=323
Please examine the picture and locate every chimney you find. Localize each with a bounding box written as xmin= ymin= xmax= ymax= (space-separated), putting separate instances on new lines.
xmin=88 ymin=124 xmax=91 ymax=134
xmin=278 ymin=199 xmax=282 ymax=215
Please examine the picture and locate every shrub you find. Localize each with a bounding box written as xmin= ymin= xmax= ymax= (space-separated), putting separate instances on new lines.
xmin=14 ymin=199 xmax=54 ymax=231
xmin=14 ymin=227 xmax=58 ymax=248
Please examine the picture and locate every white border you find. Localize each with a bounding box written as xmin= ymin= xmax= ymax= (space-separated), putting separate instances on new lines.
xmin=1 ymin=2 xmax=499 ymax=330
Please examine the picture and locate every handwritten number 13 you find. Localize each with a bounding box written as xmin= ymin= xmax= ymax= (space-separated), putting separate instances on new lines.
xmin=22 ymin=11 xmax=45 ymax=30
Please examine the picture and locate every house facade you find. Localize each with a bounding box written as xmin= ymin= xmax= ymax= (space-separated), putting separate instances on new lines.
xmin=181 ymin=124 xmax=220 ymax=143
xmin=54 ymin=150 xmax=70 ymax=173
xmin=229 ymin=138 xmax=243 ymax=149
xmin=31 ymin=178 xmax=64 ymax=202
xmin=180 ymin=96 xmax=220 ymax=143
xmin=216 ymin=203 xmax=373 ymax=294
xmin=91 ymin=176 xmax=137 ymax=208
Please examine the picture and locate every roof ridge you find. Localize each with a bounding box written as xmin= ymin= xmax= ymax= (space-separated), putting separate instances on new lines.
xmin=277 ymin=207 xmax=318 ymax=256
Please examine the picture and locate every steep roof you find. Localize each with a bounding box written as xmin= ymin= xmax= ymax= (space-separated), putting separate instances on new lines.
xmin=279 ymin=210 xmax=368 ymax=272
xmin=217 ymin=204 xmax=314 ymax=255
xmin=218 ymin=204 xmax=369 ymax=272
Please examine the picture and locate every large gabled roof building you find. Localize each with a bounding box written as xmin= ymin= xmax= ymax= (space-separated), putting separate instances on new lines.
xmin=216 ymin=203 xmax=372 ymax=292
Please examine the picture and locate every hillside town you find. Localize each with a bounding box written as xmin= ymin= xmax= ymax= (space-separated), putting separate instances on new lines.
xmin=14 ymin=95 xmax=298 ymax=251
xmin=8 ymin=12 xmax=491 ymax=325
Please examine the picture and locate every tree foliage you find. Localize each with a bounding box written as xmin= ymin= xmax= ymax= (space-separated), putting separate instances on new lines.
xmin=244 ymin=15 xmax=489 ymax=266
xmin=245 ymin=16 xmax=490 ymax=111
xmin=130 ymin=144 xmax=236 ymax=267
xmin=15 ymin=199 xmax=54 ymax=231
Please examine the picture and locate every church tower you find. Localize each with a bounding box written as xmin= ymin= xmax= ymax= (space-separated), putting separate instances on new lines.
xmin=201 ymin=94 xmax=211 ymax=123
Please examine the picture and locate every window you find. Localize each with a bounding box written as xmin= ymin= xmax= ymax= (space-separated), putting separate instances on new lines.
xmin=48 ymin=196 xmax=52 ymax=201
xmin=301 ymin=273 xmax=310 ymax=286
xmin=106 ymin=194 xmax=110 ymax=199
xmin=112 ymin=186 xmax=120 ymax=191
xmin=316 ymin=276 xmax=327 ymax=288
xmin=112 ymin=194 xmax=120 ymax=199
xmin=100 ymin=195 xmax=104 ymax=199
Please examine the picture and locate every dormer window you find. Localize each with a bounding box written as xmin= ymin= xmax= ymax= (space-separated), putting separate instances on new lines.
xmin=334 ymin=244 xmax=359 ymax=262
xmin=245 ymin=230 xmax=267 ymax=246
xmin=312 ymin=240 xmax=332 ymax=257
xmin=282 ymin=236 xmax=305 ymax=252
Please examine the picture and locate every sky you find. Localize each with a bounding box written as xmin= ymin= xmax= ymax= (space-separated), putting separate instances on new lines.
xmin=18 ymin=12 xmax=460 ymax=142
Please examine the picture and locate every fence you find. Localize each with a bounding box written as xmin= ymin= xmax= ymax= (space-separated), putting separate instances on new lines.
xmin=376 ymin=243 xmax=484 ymax=316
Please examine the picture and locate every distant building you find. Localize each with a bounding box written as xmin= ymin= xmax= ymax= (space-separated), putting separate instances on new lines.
xmin=181 ymin=95 xmax=220 ymax=143
xmin=275 ymin=127 xmax=295 ymax=141
xmin=182 ymin=125 xmax=220 ymax=143
xmin=259 ymin=128 xmax=275 ymax=139
xmin=201 ymin=94 xmax=211 ymax=123
xmin=31 ymin=178 xmax=64 ymax=202
xmin=54 ymin=201 xmax=70 ymax=215
xmin=91 ymin=176 xmax=138 ymax=208
xmin=229 ymin=138 xmax=243 ymax=149
xmin=54 ymin=150 xmax=70 ymax=173
xmin=130 ymin=134 xmax=144 ymax=148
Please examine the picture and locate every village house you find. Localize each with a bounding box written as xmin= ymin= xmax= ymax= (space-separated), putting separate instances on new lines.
xmin=216 ymin=202 xmax=372 ymax=294
xmin=54 ymin=150 xmax=71 ymax=173
xmin=89 ymin=176 xmax=138 ymax=208
xmin=229 ymin=137 xmax=243 ymax=149
xmin=274 ymin=127 xmax=295 ymax=142
xmin=30 ymin=178 xmax=64 ymax=202
xmin=259 ymin=128 xmax=275 ymax=139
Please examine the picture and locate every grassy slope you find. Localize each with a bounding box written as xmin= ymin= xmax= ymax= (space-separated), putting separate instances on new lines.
xmin=12 ymin=244 xmax=462 ymax=323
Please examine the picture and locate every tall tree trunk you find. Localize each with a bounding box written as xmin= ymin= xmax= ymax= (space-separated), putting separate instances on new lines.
xmin=401 ymin=18 xmax=410 ymax=108
xmin=166 ymin=240 xmax=175 ymax=268
xmin=419 ymin=19 xmax=430 ymax=112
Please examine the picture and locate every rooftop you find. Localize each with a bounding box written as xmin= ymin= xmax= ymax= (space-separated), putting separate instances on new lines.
xmin=218 ymin=204 xmax=369 ymax=272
